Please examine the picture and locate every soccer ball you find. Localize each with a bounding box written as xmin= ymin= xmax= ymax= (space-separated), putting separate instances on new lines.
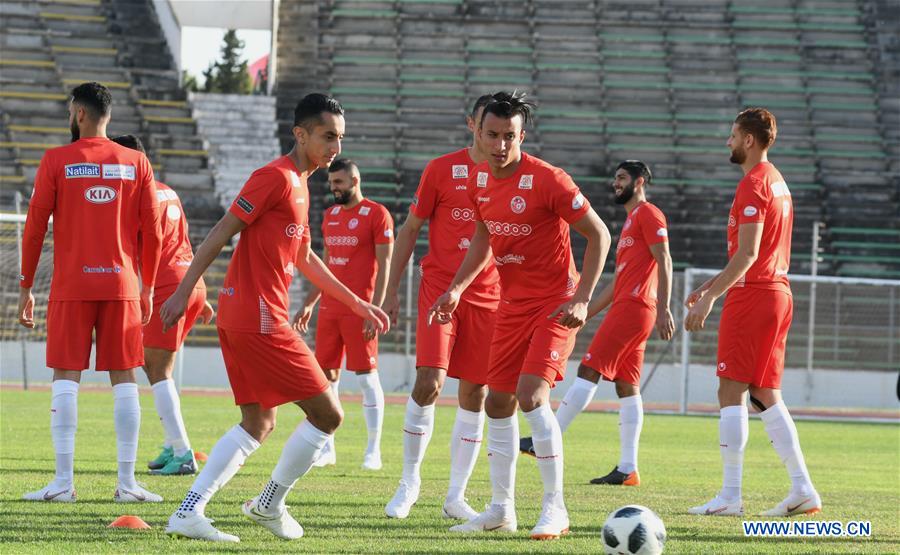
xmin=601 ymin=504 xmax=667 ymax=555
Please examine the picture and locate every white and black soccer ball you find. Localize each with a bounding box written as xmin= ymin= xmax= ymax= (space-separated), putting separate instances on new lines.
xmin=601 ymin=504 xmax=667 ymax=555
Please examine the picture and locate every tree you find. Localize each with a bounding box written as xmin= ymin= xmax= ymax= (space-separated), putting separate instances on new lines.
xmin=181 ymin=70 xmax=199 ymax=93
xmin=202 ymin=30 xmax=253 ymax=94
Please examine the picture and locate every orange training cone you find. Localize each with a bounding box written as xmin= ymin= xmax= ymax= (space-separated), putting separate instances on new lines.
xmin=108 ymin=515 xmax=151 ymax=529
xmin=195 ymin=451 xmax=208 ymax=463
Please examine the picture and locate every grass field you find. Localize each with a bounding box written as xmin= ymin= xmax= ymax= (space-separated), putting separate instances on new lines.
xmin=1 ymin=387 xmax=898 ymax=554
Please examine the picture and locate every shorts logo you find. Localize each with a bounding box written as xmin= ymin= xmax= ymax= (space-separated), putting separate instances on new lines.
xmin=220 ymin=287 xmax=235 ymax=296
xmin=510 ymin=195 xmax=526 ymax=214
xmin=451 ymin=207 xmax=475 ymax=221
xmin=458 ymin=237 xmax=470 ymax=250
xmin=328 ymin=256 xmax=349 ymax=266
xmin=102 ymin=164 xmax=135 ymax=180
xmin=571 ymin=192 xmax=585 ymax=210
xmin=285 ymin=223 xmax=306 ymax=239
xmin=326 ymin=235 xmax=359 ymax=246
xmin=166 ymin=204 xmax=181 ymax=220
xmin=550 ymin=350 xmax=560 ymax=362
xmin=584 ymin=353 xmax=592 ymax=361
xmin=718 ymin=362 xmax=727 ymax=371
xmin=85 ymin=186 xmax=117 ymax=204
xmin=484 ymin=220 xmax=532 ymax=236
xmin=657 ymin=228 xmax=668 ymax=237
xmin=518 ymin=174 xmax=533 ymax=189
xmin=65 ymin=163 xmax=100 ymax=179
xmin=494 ymin=253 xmax=525 ymax=266
xmin=331 ymin=206 xmax=341 ymax=215
xmin=236 ymin=196 xmax=254 ymax=214
xmin=359 ymin=206 xmax=371 ymax=216
xmin=369 ymin=356 xmax=376 ymax=365
xmin=743 ymin=205 xmax=758 ymax=217
xmin=452 ymin=165 xmax=468 ymax=179
xmin=476 ymin=172 xmax=488 ymax=188
xmin=289 ymin=171 xmax=302 ymax=187
xmin=348 ymin=218 xmax=359 ymax=230
xmin=384 ymin=229 xmax=393 ymax=238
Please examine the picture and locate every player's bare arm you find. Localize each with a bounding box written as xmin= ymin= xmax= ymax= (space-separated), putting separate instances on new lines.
xmin=586 ymin=278 xmax=615 ymax=320
xmin=549 ymin=208 xmax=611 ymax=329
xmin=363 ymin=242 xmax=393 ymax=340
xmin=384 ymin=211 xmax=425 ymax=326
xmin=649 ymin=241 xmax=675 ymax=340
xmin=295 ymin=242 xmax=390 ymax=334
xmin=17 ymin=203 xmax=52 ymax=329
xmin=160 ymin=211 xmax=246 ymax=332
xmin=293 ymin=245 xmax=326 ymax=334
xmin=428 ymin=220 xmax=492 ymax=325
xmin=684 ymin=222 xmax=763 ymax=331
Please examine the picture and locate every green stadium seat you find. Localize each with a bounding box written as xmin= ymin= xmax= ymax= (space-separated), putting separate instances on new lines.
xmin=331 ymin=8 xmax=397 ymax=18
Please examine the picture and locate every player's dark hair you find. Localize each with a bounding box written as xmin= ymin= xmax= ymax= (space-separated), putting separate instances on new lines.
xmin=470 ymin=93 xmax=497 ymax=118
xmin=70 ymin=82 xmax=112 ymax=119
xmin=111 ymin=134 xmax=146 ymax=155
xmin=616 ymin=160 xmax=652 ymax=185
xmin=328 ymin=157 xmax=357 ymax=175
xmin=480 ymin=90 xmax=535 ymax=128
xmin=734 ymin=108 xmax=777 ymax=149
xmin=293 ymin=93 xmax=344 ymax=129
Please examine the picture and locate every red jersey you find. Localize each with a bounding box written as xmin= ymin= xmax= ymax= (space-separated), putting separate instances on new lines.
xmin=411 ymin=148 xmax=500 ymax=309
xmin=613 ymin=201 xmax=668 ymax=307
xmin=153 ymin=182 xmax=204 ymax=290
xmin=319 ymin=198 xmax=394 ymax=317
xmin=216 ymin=156 xmax=311 ymax=334
xmin=467 ymin=152 xmax=591 ymax=308
xmin=20 ymin=136 xmax=161 ymax=300
xmin=727 ymin=162 xmax=792 ymax=293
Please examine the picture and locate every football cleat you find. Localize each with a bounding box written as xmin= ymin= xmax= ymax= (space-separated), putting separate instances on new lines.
xmin=152 ymin=449 xmax=197 ymax=476
xmin=442 ymin=497 xmax=479 ymax=520
xmin=242 ymin=496 xmax=304 ymax=540
xmin=449 ymin=504 xmax=517 ymax=533
xmin=361 ymin=450 xmax=382 ymax=471
xmin=166 ymin=512 xmax=239 ymax=542
xmin=385 ymin=479 xmax=420 ymax=519
xmin=688 ymin=495 xmax=744 ymax=516
xmin=530 ymin=500 xmax=570 ymax=540
xmin=23 ymin=483 xmax=76 ymax=503
xmin=590 ymin=466 xmax=640 ymax=486
xmin=312 ymin=441 xmax=336 ymax=468
xmin=114 ymin=483 xmax=163 ymax=503
xmin=148 ymin=445 xmax=174 ymax=470
xmin=760 ymin=490 xmax=822 ymax=517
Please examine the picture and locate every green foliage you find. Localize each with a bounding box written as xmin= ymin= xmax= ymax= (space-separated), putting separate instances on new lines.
xmin=202 ymin=29 xmax=253 ymax=95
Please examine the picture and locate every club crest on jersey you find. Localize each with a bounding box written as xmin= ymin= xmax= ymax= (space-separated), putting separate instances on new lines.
xmin=518 ymin=175 xmax=533 ymax=189
xmin=348 ymin=218 xmax=359 ymax=230
xmin=102 ymin=164 xmax=135 ymax=180
xmin=84 ymin=185 xmax=117 ymax=204
xmin=476 ymin=172 xmax=488 ymax=188
xmin=359 ymin=206 xmax=371 ymax=216
xmin=510 ymin=195 xmax=526 ymax=214
xmin=452 ymin=165 xmax=468 ymax=179
xmin=331 ymin=206 xmax=341 ymax=215
xmin=65 ymin=163 xmax=100 ymax=179
xmin=236 ymin=196 xmax=254 ymax=214
xmin=550 ymin=350 xmax=560 ymax=362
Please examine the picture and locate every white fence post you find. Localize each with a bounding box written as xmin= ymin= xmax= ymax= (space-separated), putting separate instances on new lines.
xmin=680 ymin=268 xmax=693 ymax=414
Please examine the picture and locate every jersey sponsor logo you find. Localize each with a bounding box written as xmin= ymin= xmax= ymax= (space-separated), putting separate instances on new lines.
xmin=510 ymin=195 xmax=526 ymax=214
xmin=616 ymin=236 xmax=635 ymax=251
xmin=657 ymin=228 xmax=668 ymax=237
xmin=64 ymin=163 xmax=100 ymax=179
xmin=359 ymin=206 xmax=371 ymax=216
xmin=289 ymin=171 xmax=302 ymax=187
xmin=176 ymin=260 xmax=191 ymax=267
xmin=84 ymin=185 xmax=117 ymax=204
xmin=328 ymin=256 xmax=350 ymax=266
xmin=458 ymin=237 xmax=470 ymax=250
xmin=572 ymin=192 xmax=585 ymax=210
xmin=456 ymin=184 xmax=467 ymax=190
xmin=236 ymin=196 xmax=254 ymax=214
xmin=494 ymin=253 xmax=525 ymax=266
xmin=452 ymin=165 xmax=469 ymax=179
xmin=451 ymin=207 xmax=475 ymax=221
xmin=82 ymin=264 xmax=122 ymax=274
xmin=156 ymin=189 xmax=178 ymax=202
xmin=484 ymin=220 xmax=532 ymax=236
xmin=743 ymin=205 xmax=758 ymax=217
xmin=327 ymin=221 xmax=340 ymax=226
xmin=477 ymin=196 xmax=490 ymax=203
xmin=383 ymin=229 xmax=393 ymax=238
xmin=325 ymin=235 xmax=359 ymax=246
xmin=285 ymin=223 xmax=306 ymax=240
xmin=348 ymin=218 xmax=359 ymax=230
xmin=102 ymin=164 xmax=135 ymax=180
xmin=518 ymin=174 xmax=533 ymax=189
xmin=476 ymin=172 xmax=488 ymax=188
xmin=220 ymin=287 xmax=235 ymax=296
xmin=331 ymin=206 xmax=341 ymax=215
xmin=166 ymin=204 xmax=181 ymax=220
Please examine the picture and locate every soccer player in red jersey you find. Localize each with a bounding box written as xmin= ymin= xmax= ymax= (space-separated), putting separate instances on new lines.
xmin=294 ymin=158 xmax=394 ymax=471
xmin=112 ymin=134 xmax=215 ymax=476
xmin=685 ymin=108 xmax=820 ymax=517
xmin=431 ymin=92 xmax=612 ymax=539
xmin=520 ymin=160 xmax=675 ymax=487
xmin=160 ymin=94 xmax=390 ymax=542
xmin=17 ymin=83 xmax=163 ymax=504
xmin=383 ymin=94 xmax=502 ymax=521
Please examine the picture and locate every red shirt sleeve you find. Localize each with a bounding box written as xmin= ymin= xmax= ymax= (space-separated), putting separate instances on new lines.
xmin=735 ymin=176 xmax=768 ymax=225
xmin=20 ymin=153 xmax=56 ymax=288
xmin=410 ymin=161 xmax=438 ymax=219
xmin=229 ymin=167 xmax=288 ymax=226
xmin=373 ymin=205 xmax=394 ymax=245
xmin=138 ymin=156 xmax=162 ymax=288
xmin=545 ymin=168 xmax=590 ymax=223
xmin=640 ymin=205 xmax=669 ymax=246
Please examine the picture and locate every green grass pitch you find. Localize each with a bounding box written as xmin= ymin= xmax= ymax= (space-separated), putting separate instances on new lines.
xmin=1 ymin=387 xmax=897 ymax=553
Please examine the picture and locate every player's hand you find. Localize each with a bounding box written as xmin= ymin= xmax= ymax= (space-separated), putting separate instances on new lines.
xmin=684 ymin=287 xmax=706 ymax=308
xmin=548 ymin=299 xmax=589 ymax=329
xmin=427 ymin=290 xmax=460 ymax=325
xmin=363 ymin=318 xmax=377 ymax=341
xmin=684 ymin=294 xmax=715 ymax=332
xmin=160 ymin=289 xmax=188 ymax=333
xmin=351 ymin=300 xmax=391 ymax=335
xmin=17 ymin=288 xmax=35 ymax=329
xmin=140 ymin=285 xmax=154 ymax=326
xmin=656 ymin=307 xmax=675 ymax=341
xmin=292 ymin=304 xmax=314 ymax=334
xmin=383 ymin=290 xmax=401 ymax=327
xmin=200 ymin=301 xmax=216 ymax=324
